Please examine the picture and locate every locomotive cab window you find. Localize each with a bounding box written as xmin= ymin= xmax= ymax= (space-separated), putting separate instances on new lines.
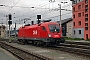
xmin=49 ymin=24 xmax=60 ymax=33
xmin=42 ymin=26 xmax=46 ymax=31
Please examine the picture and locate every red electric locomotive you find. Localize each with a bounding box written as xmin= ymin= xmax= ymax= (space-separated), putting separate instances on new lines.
xmin=18 ymin=21 xmax=65 ymax=46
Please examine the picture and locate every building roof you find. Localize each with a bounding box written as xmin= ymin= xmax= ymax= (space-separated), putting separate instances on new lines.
xmin=57 ymin=17 xmax=72 ymax=24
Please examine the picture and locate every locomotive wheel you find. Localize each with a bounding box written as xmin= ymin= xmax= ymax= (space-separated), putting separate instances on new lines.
xmin=17 ymin=39 xmax=21 ymax=44
xmin=24 ymin=39 xmax=28 ymax=44
xmin=56 ymin=42 xmax=60 ymax=46
xmin=18 ymin=39 xmax=24 ymax=44
xmin=60 ymin=38 xmax=65 ymax=43
xmin=40 ymin=41 xmax=44 ymax=46
xmin=36 ymin=41 xmax=40 ymax=46
xmin=33 ymin=41 xmax=37 ymax=45
xmin=44 ymin=42 xmax=49 ymax=47
xmin=21 ymin=39 xmax=25 ymax=45
xmin=37 ymin=41 xmax=44 ymax=46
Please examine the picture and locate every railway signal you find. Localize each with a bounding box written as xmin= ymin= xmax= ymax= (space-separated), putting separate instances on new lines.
xmin=9 ymin=14 xmax=12 ymax=20
xmin=37 ymin=15 xmax=41 ymax=24
xmin=8 ymin=14 xmax=12 ymax=25
xmin=8 ymin=14 xmax=12 ymax=43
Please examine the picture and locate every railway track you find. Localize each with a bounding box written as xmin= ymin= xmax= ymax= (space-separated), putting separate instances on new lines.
xmin=0 ymin=41 xmax=52 ymax=60
xmin=0 ymin=39 xmax=90 ymax=60
xmin=24 ymin=40 xmax=90 ymax=57
xmin=45 ymin=41 xmax=90 ymax=56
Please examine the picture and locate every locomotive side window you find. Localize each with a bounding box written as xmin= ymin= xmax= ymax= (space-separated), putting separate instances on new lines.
xmin=49 ymin=24 xmax=60 ymax=32
xmin=42 ymin=26 xmax=46 ymax=31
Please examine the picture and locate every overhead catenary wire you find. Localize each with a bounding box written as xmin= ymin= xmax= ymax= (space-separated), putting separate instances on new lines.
xmin=16 ymin=1 xmax=72 ymax=24
xmin=26 ymin=4 xmax=72 ymax=20
xmin=2 ymin=0 xmax=72 ymax=24
xmin=43 ymin=11 xmax=72 ymax=20
xmin=15 ymin=1 xmax=63 ymax=18
xmin=12 ymin=2 xmax=51 ymax=23
xmin=16 ymin=10 xmax=72 ymax=24
xmin=0 ymin=0 xmax=21 ymax=25
xmin=6 ymin=0 xmax=20 ymax=14
xmin=17 ymin=3 xmax=71 ymax=20
xmin=14 ymin=2 xmax=51 ymax=23
xmin=15 ymin=2 xmax=50 ymax=18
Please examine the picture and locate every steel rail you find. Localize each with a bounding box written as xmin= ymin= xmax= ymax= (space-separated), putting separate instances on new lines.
xmin=0 ymin=39 xmax=90 ymax=57
xmin=0 ymin=41 xmax=53 ymax=60
xmin=44 ymin=41 xmax=90 ymax=57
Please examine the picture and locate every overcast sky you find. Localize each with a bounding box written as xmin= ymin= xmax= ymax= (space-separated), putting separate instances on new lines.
xmin=0 ymin=0 xmax=72 ymax=30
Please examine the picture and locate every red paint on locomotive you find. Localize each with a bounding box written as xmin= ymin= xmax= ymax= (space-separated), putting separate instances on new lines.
xmin=18 ymin=22 xmax=65 ymax=45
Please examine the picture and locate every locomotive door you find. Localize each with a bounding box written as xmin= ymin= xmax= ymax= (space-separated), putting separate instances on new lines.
xmin=37 ymin=26 xmax=40 ymax=38
xmin=38 ymin=26 xmax=47 ymax=38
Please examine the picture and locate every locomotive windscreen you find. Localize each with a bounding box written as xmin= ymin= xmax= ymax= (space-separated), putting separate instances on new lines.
xmin=49 ymin=24 xmax=60 ymax=33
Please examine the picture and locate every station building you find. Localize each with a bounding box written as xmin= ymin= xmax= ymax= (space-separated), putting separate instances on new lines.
xmin=70 ymin=0 xmax=90 ymax=40
xmin=0 ymin=25 xmax=6 ymax=38
xmin=57 ymin=18 xmax=73 ymax=37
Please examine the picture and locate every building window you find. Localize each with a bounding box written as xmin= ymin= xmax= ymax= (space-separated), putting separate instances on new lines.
xmin=78 ymin=21 xmax=81 ymax=26
xmin=85 ymin=18 xmax=88 ymax=22
xmin=74 ymin=30 xmax=75 ymax=34
xmin=85 ymin=23 xmax=88 ymax=27
xmin=77 ymin=0 xmax=83 ymax=3
xmin=85 ymin=27 xmax=88 ymax=30
xmin=85 ymin=14 xmax=88 ymax=17
xmin=86 ymin=34 xmax=88 ymax=39
xmin=73 ymin=22 xmax=75 ymax=26
xmin=78 ymin=5 xmax=81 ymax=9
xmin=82 ymin=12 xmax=84 ymax=16
xmin=79 ymin=30 xmax=81 ymax=34
xmin=73 ymin=14 xmax=75 ymax=18
xmin=85 ymin=5 xmax=88 ymax=9
xmin=85 ymin=0 xmax=88 ymax=4
xmin=78 ymin=13 xmax=81 ymax=17
xmin=72 ymin=0 xmax=77 ymax=4
xmin=85 ymin=9 xmax=88 ymax=12
xmin=85 ymin=5 xmax=88 ymax=12
xmin=73 ymin=7 xmax=75 ymax=12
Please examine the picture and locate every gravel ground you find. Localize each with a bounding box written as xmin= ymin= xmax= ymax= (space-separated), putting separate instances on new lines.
xmin=8 ymin=43 xmax=90 ymax=60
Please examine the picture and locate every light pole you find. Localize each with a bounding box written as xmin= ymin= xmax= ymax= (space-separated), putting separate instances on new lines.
xmin=58 ymin=4 xmax=61 ymax=27
xmin=14 ymin=22 xmax=16 ymax=39
xmin=58 ymin=2 xmax=68 ymax=27
xmin=5 ymin=15 xmax=8 ymax=39
xmin=8 ymin=14 xmax=12 ymax=43
xmin=13 ymin=16 xmax=18 ymax=40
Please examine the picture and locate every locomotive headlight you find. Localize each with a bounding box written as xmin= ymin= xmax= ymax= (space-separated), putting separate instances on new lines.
xmin=48 ymin=34 xmax=51 ymax=37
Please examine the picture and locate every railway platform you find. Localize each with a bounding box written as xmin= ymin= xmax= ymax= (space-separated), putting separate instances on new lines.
xmin=0 ymin=47 xmax=19 ymax=60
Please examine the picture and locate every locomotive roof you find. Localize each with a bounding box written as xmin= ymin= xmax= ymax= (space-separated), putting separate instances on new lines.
xmin=19 ymin=22 xmax=59 ymax=29
xmin=41 ymin=22 xmax=58 ymax=24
